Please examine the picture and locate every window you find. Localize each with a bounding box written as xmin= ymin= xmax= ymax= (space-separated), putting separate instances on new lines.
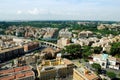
xmin=102 ymin=63 xmax=105 ymax=66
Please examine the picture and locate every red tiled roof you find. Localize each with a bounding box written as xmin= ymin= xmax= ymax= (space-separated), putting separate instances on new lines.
xmin=0 ymin=75 xmax=14 ymax=80
xmin=0 ymin=66 xmax=31 ymax=75
xmin=0 ymin=71 xmax=34 ymax=80
xmin=14 ymin=67 xmax=23 ymax=72
xmin=15 ymin=73 xmax=25 ymax=78
xmin=0 ymin=69 xmax=14 ymax=75
xmin=25 ymin=71 xmax=34 ymax=76
xmin=23 ymin=66 xmax=31 ymax=70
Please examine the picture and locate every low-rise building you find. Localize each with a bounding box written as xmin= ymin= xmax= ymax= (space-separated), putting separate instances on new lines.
xmin=73 ymin=66 xmax=99 ymax=80
xmin=89 ymin=54 xmax=120 ymax=70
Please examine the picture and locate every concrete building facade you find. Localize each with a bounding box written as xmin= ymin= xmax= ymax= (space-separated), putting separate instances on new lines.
xmin=24 ymin=41 xmax=39 ymax=52
xmin=0 ymin=46 xmax=24 ymax=62
xmin=89 ymin=54 xmax=120 ymax=70
xmin=37 ymin=58 xmax=74 ymax=80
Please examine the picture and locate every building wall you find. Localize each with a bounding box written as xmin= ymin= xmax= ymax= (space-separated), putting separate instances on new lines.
xmin=24 ymin=42 xmax=39 ymax=52
xmin=93 ymin=57 xmax=107 ymax=68
xmin=92 ymin=55 xmax=117 ymax=69
xmin=0 ymin=46 xmax=24 ymax=62
xmin=100 ymin=60 xmax=107 ymax=69
xmin=108 ymin=60 xmax=116 ymax=66
xmin=57 ymin=38 xmax=70 ymax=47
xmin=39 ymin=69 xmax=56 ymax=80
xmin=0 ymin=53 xmax=5 ymax=62
xmin=58 ymin=67 xmax=67 ymax=78
xmin=93 ymin=57 xmax=100 ymax=62
xmin=37 ymin=58 xmax=74 ymax=80
xmin=67 ymin=65 xmax=74 ymax=75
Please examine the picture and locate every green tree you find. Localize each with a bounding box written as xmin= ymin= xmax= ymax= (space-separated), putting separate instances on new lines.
xmin=110 ymin=42 xmax=120 ymax=56
xmin=82 ymin=46 xmax=92 ymax=59
xmin=63 ymin=44 xmax=82 ymax=58
xmin=92 ymin=63 xmax=101 ymax=74
xmin=118 ymin=72 xmax=120 ymax=77
xmin=93 ymin=46 xmax=102 ymax=54
xmin=106 ymin=71 xmax=116 ymax=79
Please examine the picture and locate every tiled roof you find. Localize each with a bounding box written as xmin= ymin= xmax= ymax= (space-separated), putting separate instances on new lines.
xmin=0 ymin=66 xmax=31 ymax=75
xmin=0 ymin=71 xmax=34 ymax=80
xmin=0 ymin=66 xmax=34 ymax=80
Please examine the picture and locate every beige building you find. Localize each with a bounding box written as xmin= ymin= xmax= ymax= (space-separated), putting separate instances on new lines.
xmin=57 ymin=38 xmax=70 ymax=48
xmin=37 ymin=58 xmax=74 ymax=80
xmin=73 ymin=66 xmax=99 ymax=80
xmin=24 ymin=41 xmax=39 ymax=52
xmin=78 ymin=31 xmax=93 ymax=38
xmin=97 ymin=24 xmax=106 ymax=30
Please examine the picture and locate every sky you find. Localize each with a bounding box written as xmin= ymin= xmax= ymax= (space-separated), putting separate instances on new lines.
xmin=0 ymin=0 xmax=120 ymax=21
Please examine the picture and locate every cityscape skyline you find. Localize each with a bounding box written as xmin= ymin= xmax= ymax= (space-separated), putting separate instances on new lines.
xmin=0 ymin=0 xmax=120 ymax=21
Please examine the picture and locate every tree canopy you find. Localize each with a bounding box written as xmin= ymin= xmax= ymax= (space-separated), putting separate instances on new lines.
xmin=92 ymin=63 xmax=101 ymax=74
xmin=63 ymin=44 xmax=82 ymax=58
xmin=110 ymin=42 xmax=120 ymax=56
xmin=106 ymin=71 xmax=116 ymax=79
xmin=82 ymin=46 xmax=92 ymax=58
xmin=93 ymin=46 xmax=102 ymax=54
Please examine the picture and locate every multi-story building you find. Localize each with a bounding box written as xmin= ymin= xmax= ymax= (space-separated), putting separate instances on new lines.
xmin=59 ymin=28 xmax=72 ymax=38
xmin=73 ymin=66 xmax=99 ymax=80
xmin=0 ymin=46 xmax=24 ymax=62
xmin=37 ymin=58 xmax=74 ymax=80
xmin=0 ymin=65 xmax=35 ymax=80
xmin=6 ymin=26 xmax=58 ymax=39
xmin=0 ymin=36 xmax=35 ymax=63
xmin=71 ymin=37 xmax=99 ymax=46
xmin=97 ymin=24 xmax=120 ymax=31
xmin=43 ymin=28 xmax=58 ymax=39
xmin=57 ymin=38 xmax=70 ymax=48
xmin=78 ymin=31 xmax=93 ymax=38
xmin=24 ymin=41 xmax=39 ymax=52
xmin=89 ymin=54 xmax=120 ymax=70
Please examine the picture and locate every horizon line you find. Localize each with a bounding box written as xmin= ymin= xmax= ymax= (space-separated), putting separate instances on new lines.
xmin=0 ymin=19 xmax=119 ymax=22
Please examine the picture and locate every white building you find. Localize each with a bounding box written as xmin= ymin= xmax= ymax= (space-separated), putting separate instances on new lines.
xmin=89 ymin=54 xmax=119 ymax=70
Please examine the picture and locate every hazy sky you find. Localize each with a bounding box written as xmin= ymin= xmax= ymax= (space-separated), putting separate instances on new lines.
xmin=0 ymin=0 xmax=120 ymax=21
